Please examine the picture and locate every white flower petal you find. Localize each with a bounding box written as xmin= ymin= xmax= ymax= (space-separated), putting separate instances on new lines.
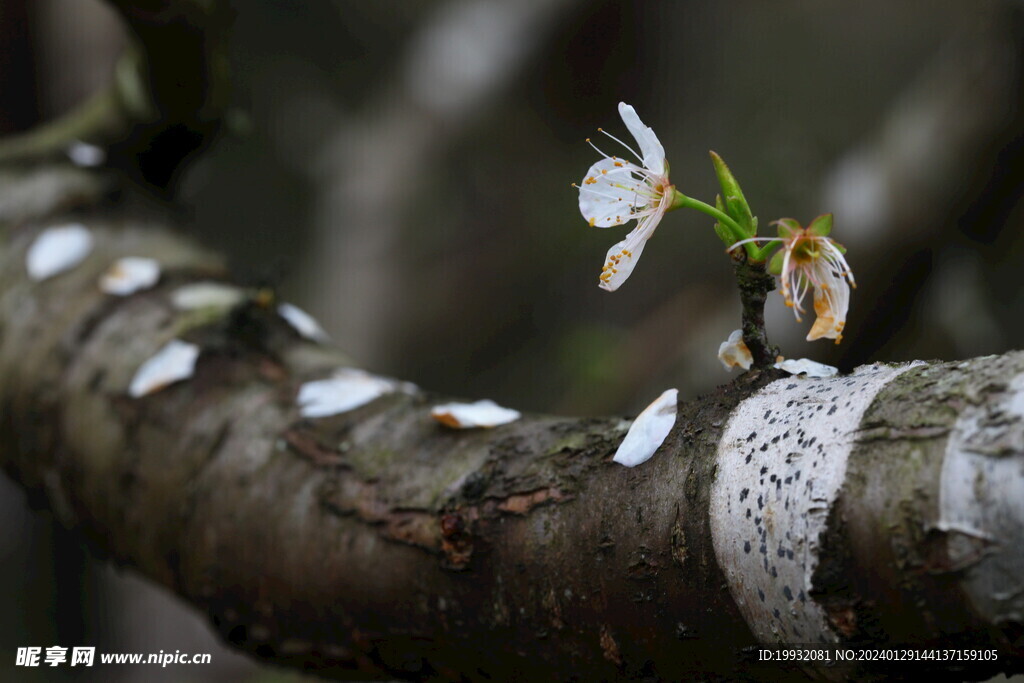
xmin=278 ymin=303 xmax=330 ymax=342
xmin=129 ymin=339 xmax=200 ymax=397
xmin=618 ymin=102 xmax=666 ymax=177
xmin=26 ymin=224 xmax=93 ymax=281
xmin=612 ymin=388 xmax=678 ymax=467
xmin=806 ymin=269 xmax=850 ymax=342
xmin=773 ymin=358 xmax=838 ymax=378
xmin=578 ymin=158 xmax=646 ymax=228
xmin=297 ymin=369 xmax=397 ymax=418
xmin=598 ymin=226 xmax=650 ymax=292
xmin=431 ymin=399 xmax=521 ymax=429
xmin=99 ymin=257 xmax=161 ymax=296
xmin=66 ymin=141 xmax=105 ymax=167
xmin=718 ymin=329 xmax=753 ymax=371
xmin=171 ymin=282 xmax=246 ymax=311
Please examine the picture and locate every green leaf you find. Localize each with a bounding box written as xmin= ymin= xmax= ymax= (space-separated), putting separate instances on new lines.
xmin=769 ymin=248 xmax=785 ymax=275
xmin=773 ymin=218 xmax=801 ymax=239
xmin=709 ymin=151 xmax=755 ymax=234
xmin=712 ymin=194 xmax=734 ymax=247
xmin=808 ymin=213 xmax=833 ymax=236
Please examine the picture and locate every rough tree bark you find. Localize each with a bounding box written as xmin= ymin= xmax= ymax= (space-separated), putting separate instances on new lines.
xmin=1 ymin=2 xmax=1023 ymax=681
xmin=2 ymin=163 xmax=1024 ymax=681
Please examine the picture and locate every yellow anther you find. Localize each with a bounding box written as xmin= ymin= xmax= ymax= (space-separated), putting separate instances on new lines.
xmin=588 ymin=217 xmax=596 ymax=227
xmin=584 ymin=177 xmax=597 ymax=185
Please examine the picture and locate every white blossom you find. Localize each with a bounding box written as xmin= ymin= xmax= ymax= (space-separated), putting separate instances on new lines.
xmin=577 ymin=103 xmax=674 ymax=291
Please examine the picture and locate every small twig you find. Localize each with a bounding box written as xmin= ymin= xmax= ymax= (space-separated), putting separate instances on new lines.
xmin=732 ymin=250 xmax=778 ymax=368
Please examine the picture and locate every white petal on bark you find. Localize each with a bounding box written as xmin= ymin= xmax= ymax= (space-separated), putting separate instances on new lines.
xmin=278 ymin=303 xmax=330 ymax=342
xmin=66 ymin=141 xmax=105 ymax=167
xmin=297 ymin=369 xmax=398 ymax=418
xmin=710 ymin=363 xmax=920 ymax=644
xmin=617 ymin=102 xmax=666 ymax=177
xmin=430 ymin=399 xmax=521 ymax=429
xmin=578 ymin=158 xmax=646 ymax=227
xmin=171 ymin=282 xmax=246 ymax=311
xmin=128 ymin=339 xmax=201 ymax=398
xmin=99 ymin=257 xmax=161 ymax=296
xmin=773 ymin=358 xmax=839 ymax=378
xmin=612 ymin=388 xmax=678 ymax=467
xmin=26 ymin=224 xmax=94 ymax=281
xmin=939 ymin=370 xmax=1024 ymax=627
xmin=718 ymin=329 xmax=753 ymax=371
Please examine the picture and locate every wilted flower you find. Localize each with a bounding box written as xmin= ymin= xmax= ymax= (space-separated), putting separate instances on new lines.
xmin=730 ymin=214 xmax=854 ymax=343
xmin=576 ymin=103 xmax=675 ymax=291
xmin=775 ymin=217 xmax=854 ymax=343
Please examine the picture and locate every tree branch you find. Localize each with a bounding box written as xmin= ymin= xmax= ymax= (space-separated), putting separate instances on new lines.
xmin=0 ymin=163 xmax=1022 ymax=680
xmin=1 ymin=1 xmax=1021 ymax=679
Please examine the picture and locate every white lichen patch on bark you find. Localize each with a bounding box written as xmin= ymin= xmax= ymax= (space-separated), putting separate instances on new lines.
xmin=710 ymin=363 xmax=920 ymax=643
xmin=939 ymin=370 xmax=1024 ymax=628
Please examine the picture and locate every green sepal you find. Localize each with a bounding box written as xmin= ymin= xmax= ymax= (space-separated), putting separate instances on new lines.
xmin=768 ymin=248 xmax=785 ymax=275
xmin=669 ymin=186 xmax=687 ymax=211
xmin=808 ymin=213 xmax=833 ymax=236
xmin=832 ymin=241 xmax=847 ymax=254
xmin=709 ymin=151 xmax=755 ymax=236
xmin=773 ymin=218 xmax=801 ymax=239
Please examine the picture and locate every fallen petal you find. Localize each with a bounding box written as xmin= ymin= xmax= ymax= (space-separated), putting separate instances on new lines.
xmin=613 ymin=388 xmax=678 ymax=467
xmin=298 ymin=369 xmax=397 ymax=418
xmin=431 ymin=399 xmax=521 ymax=429
xmin=278 ymin=302 xmax=330 ymax=342
xmin=26 ymin=224 xmax=93 ymax=281
xmin=129 ymin=339 xmax=201 ymax=397
xmin=774 ymin=358 xmax=838 ymax=378
xmin=718 ymin=329 xmax=753 ymax=371
xmin=66 ymin=141 xmax=106 ymax=167
xmin=171 ymin=282 xmax=246 ymax=310
xmin=99 ymin=257 xmax=161 ymax=296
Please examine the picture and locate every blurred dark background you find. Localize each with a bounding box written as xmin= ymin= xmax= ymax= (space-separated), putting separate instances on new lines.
xmin=2 ymin=0 xmax=1023 ymax=679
